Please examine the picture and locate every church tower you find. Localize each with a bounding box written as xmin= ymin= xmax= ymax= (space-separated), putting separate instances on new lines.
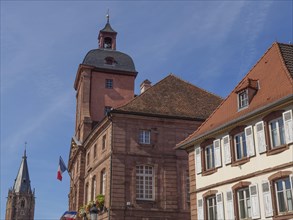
xmin=73 ymin=13 xmax=138 ymax=142
xmin=5 ymin=150 xmax=35 ymax=220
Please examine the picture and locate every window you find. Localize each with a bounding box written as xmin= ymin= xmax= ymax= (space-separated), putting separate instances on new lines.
xmin=87 ymin=152 xmax=90 ymax=166
xmin=205 ymin=144 xmax=215 ymax=170
xmin=262 ymin=110 xmax=293 ymax=154
xmin=238 ymin=89 xmax=249 ymax=110
xmin=234 ymin=132 xmax=247 ymax=160
xmin=139 ymin=130 xmax=150 ymax=144
xmin=206 ymin=195 xmax=217 ymax=220
xmin=85 ymin=183 xmax=89 ymax=203
xmin=274 ymin=177 xmax=293 ymax=214
xmin=102 ymin=135 xmax=106 ymax=150
xmin=269 ymin=118 xmax=285 ymax=148
xmin=91 ymin=176 xmax=96 ymax=201
xmin=105 ymin=79 xmax=113 ymax=88
xmin=21 ymin=199 xmax=25 ymax=208
xmin=100 ymin=169 xmax=106 ymax=195
xmin=104 ymin=106 xmax=112 ymax=115
xmin=94 ymin=144 xmax=97 ymax=158
xmin=136 ymin=165 xmax=154 ymax=200
xmin=237 ymin=187 xmax=252 ymax=219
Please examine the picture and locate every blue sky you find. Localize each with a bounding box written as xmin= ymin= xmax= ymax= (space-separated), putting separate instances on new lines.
xmin=1 ymin=1 xmax=292 ymax=219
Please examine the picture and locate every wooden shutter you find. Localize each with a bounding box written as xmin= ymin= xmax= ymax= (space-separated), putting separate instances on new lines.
xmin=283 ymin=110 xmax=293 ymax=144
xmin=223 ymin=135 xmax=231 ymax=164
xmin=214 ymin=139 xmax=222 ymax=168
xmin=245 ymin=125 xmax=255 ymax=156
xmin=249 ymin=184 xmax=260 ymax=219
xmin=195 ymin=147 xmax=202 ymax=174
xmin=197 ymin=198 xmax=204 ymax=220
xmin=216 ymin=192 xmax=224 ymax=220
xmin=255 ymin=121 xmax=266 ymax=154
xmin=262 ymin=180 xmax=273 ymax=217
xmin=226 ymin=190 xmax=235 ymax=220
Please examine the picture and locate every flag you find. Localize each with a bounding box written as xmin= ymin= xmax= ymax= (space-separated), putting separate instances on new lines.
xmin=57 ymin=156 xmax=67 ymax=181
xmin=60 ymin=211 xmax=77 ymax=220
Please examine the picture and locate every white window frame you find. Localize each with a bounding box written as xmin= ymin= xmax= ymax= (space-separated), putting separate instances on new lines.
xmin=237 ymin=187 xmax=252 ymax=220
xmin=234 ymin=132 xmax=247 ymax=160
xmin=136 ymin=165 xmax=154 ymax=200
xmin=139 ymin=130 xmax=150 ymax=144
xmin=205 ymin=144 xmax=215 ymax=170
xmin=207 ymin=195 xmax=217 ymax=220
xmin=238 ymin=89 xmax=249 ymax=110
xmin=274 ymin=177 xmax=293 ymax=214
xmin=269 ymin=117 xmax=285 ymax=148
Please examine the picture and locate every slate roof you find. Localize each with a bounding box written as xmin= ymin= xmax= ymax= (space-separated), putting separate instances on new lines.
xmin=100 ymin=22 xmax=117 ymax=33
xmin=278 ymin=43 xmax=293 ymax=78
xmin=114 ymin=74 xmax=223 ymax=120
xmin=82 ymin=49 xmax=137 ymax=73
xmin=177 ymin=42 xmax=293 ymax=148
xmin=13 ymin=150 xmax=32 ymax=193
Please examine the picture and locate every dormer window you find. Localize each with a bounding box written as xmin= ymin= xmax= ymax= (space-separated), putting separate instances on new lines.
xmin=104 ymin=37 xmax=112 ymax=49
xmin=104 ymin=57 xmax=117 ymax=66
xmin=238 ymin=89 xmax=249 ymax=110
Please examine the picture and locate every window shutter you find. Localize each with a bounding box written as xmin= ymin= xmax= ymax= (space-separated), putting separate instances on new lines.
xmin=214 ymin=139 xmax=222 ymax=168
xmin=195 ymin=147 xmax=202 ymax=174
xmin=245 ymin=125 xmax=255 ymax=156
xmin=197 ymin=198 xmax=204 ymax=220
xmin=226 ymin=190 xmax=235 ymax=220
xmin=223 ymin=135 xmax=231 ymax=164
xmin=249 ymin=184 xmax=261 ymax=219
xmin=216 ymin=192 xmax=224 ymax=220
xmin=255 ymin=121 xmax=266 ymax=154
xmin=283 ymin=110 xmax=293 ymax=144
xmin=262 ymin=180 xmax=273 ymax=217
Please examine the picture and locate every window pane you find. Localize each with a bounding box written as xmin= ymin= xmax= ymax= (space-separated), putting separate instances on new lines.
xmin=278 ymin=191 xmax=286 ymax=212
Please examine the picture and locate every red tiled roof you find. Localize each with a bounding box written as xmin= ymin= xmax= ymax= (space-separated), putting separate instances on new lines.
xmin=177 ymin=42 xmax=293 ymax=148
xmin=114 ymin=74 xmax=223 ymax=120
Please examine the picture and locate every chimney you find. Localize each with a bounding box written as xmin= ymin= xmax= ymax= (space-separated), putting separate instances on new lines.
xmin=140 ymin=79 xmax=152 ymax=94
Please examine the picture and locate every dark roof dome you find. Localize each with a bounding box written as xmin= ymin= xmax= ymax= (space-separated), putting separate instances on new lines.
xmin=82 ymin=49 xmax=136 ymax=73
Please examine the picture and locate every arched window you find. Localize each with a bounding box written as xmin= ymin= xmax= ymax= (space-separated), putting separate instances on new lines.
xmin=100 ymin=169 xmax=106 ymax=195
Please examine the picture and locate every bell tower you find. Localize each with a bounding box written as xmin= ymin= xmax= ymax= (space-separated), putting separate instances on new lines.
xmin=73 ymin=13 xmax=138 ymax=142
xmin=5 ymin=150 xmax=35 ymax=220
xmin=98 ymin=12 xmax=117 ymax=50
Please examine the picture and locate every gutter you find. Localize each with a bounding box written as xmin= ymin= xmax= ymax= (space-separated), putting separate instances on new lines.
xmin=177 ymin=94 xmax=293 ymax=149
xmin=111 ymin=109 xmax=205 ymax=122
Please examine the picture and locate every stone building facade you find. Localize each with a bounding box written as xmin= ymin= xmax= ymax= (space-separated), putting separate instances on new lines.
xmin=177 ymin=42 xmax=293 ymax=220
xmin=67 ymin=17 xmax=222 ymax=220
xmin=5 ymin=150 xmax=35 ymax=220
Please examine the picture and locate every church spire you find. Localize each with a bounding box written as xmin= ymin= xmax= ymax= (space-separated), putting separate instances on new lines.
xmin=13 ymin=147 xmax=31 ymax=193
